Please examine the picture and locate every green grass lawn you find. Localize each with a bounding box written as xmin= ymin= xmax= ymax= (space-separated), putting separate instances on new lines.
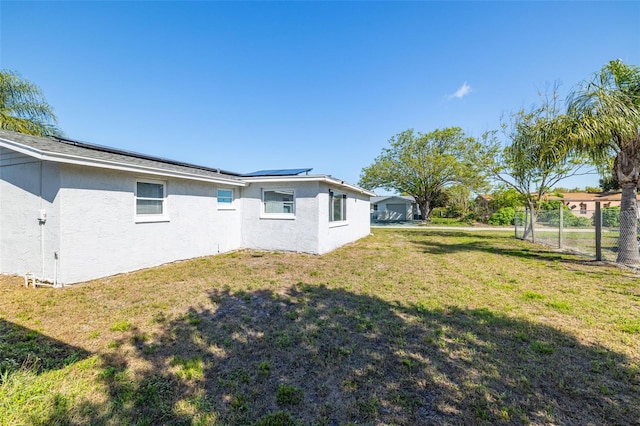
xmin=1 ymin=229 xmax=639 ymax=425
xmin=526 ymin=227 xmax=622 ymax=262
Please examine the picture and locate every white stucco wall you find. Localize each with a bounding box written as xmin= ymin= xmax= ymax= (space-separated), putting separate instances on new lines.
xmin=54 ymin=164 xmax=243 ymax=284
xmin=0 ymin=152 xmax=61 ymax=282
xmin=240 ymin=180 xmax=371 ymax=255
xmin=372 ymin=199 xmax=415 ymax=221
xmin=1 ymin=150 xmax=371 ymax=284
xmin=317 ymin=183 xmax=371 ymax=254
xmin=241 ymin=181 xmax=321 ymax=253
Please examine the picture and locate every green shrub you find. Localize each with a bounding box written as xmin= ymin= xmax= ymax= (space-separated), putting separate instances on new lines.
xmin=430 ymin=207 xmax=448 ymax=218
xmin=461 ymin=212 xmax=478 ymax=223
xmin=540 ymin=206 xmax=591 ymax=227
xmin=572 ymin=216 xmax=592 ymax=227
xmin=600 ymin=206 xmax=620 ymax=227
xmin=488 ymin=207 xmax=515 ymax=225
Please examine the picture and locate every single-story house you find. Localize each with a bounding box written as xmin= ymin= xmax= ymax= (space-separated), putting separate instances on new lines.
xmin=370 ymin=195 xmax=420 ymax=221
xmin=0 ymin=130 xmax=373 ymax=285
xmin=545 ymin=192 xmax=640 ymax=218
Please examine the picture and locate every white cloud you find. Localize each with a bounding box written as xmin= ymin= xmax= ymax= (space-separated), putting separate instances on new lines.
xmin=450 ymin=82 xmax=471 ymax=99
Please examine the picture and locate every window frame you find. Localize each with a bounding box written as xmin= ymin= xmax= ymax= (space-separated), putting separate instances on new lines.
xmin=135 ymin=179 xmax=169 ymax=223
xmin=261 ymin=188 xmax=296 ymax=219
xmin=579 ymin=203 xmax=587 ymax=215
xmin=329 ymin=190 xmax=347 ymax=224
xmin=217 ymin=188 xmax=235 ymax=210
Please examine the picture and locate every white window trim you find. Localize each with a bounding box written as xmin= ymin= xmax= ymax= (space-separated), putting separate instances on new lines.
xmin=329 ymin=190 xmax=348 ymax=225
xmin=135 ymin=179 xmax=169 ymax=223
xmin=329 ymin=220 xmax=349 ymax=228
xmin=217 ymin=188 xmax=236 ymax=211
xmin=261 ymin=188 xmax=296 ymax=220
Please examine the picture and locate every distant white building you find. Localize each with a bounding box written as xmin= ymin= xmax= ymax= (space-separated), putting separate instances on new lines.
xmin=0 ymin=130 xmax=373 ymax=285
xmin=370 ymin=195 xmax=420 ymax=221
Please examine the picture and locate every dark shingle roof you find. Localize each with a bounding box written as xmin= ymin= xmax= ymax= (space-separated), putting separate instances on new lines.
xmin=0 ymin=129 xmax=242 ymax=182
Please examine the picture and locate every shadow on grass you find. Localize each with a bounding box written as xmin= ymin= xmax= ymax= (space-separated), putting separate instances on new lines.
xmin=78 ymin=285 xmax=638 ymax=425
xmin=399 ymin=229 xmax=598 ymax=265
xmin=0 ymin=319 xmax=94 ymax=425
xmin=0 ymin=319 xmax=90 ymax=375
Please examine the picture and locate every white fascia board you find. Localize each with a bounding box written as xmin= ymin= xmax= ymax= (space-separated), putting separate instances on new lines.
xmin=324 ymin=177 xmax=375 ymax=197
xmin=242 ymin=175 xmax=374 ymax=196
xmin=0 ymin=138 xmax=45 ymax=159
xmin=0 ymin=138 xmax=245 ymax=187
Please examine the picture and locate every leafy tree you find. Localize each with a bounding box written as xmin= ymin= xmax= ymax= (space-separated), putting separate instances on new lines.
xmin=599 ymin=176 xmax=620 ymax=192
xmin=427 ymin=189 xmax=450 ymax=211
xmin=567 ymin=60 xmax=640 ymax=265
xmin=441 ymin=185 xmax=472 ymax=218
xmin=487 ymin=86 xmax=594 ymax=238
xmin=490 ymin=88 xmax=594 ymax=208
xmin=584 ymin=186 xmax=603 ymax=193
xmin=489 ymin=187 xmax=525 ymax=211
xmin=359 ymin=128 xmax=493 ymax=220
xmin=474 ymin=186 xmax=523 ymax=223
xmin=0 ymin=70 xmax=61 ymax=136
xmin=553 ymin=186 xmax=602 ymax=193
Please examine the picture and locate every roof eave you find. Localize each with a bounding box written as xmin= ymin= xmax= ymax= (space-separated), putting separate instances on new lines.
xmin=242 ymin=175 xmax=374 ymax=196
xmin=0 ymin=138 xmax=246 ymax=186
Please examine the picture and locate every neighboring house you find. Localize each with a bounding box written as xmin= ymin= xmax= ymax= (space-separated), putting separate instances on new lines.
xmin=0 ymin=130 xmax=373 ymax=285
xmin=545 ymin=192 xmax=640 ymax=218
xmin=371 ymin=195 xmax=420 ymax=221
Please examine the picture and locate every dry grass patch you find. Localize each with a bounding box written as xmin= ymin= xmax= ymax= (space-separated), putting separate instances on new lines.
xmin=1 ymin=229 xmax=639 ymax=425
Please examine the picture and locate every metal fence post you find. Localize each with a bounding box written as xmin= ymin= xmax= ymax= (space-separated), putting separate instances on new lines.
xmin=595 ymin=201 xmax=602 ymax=261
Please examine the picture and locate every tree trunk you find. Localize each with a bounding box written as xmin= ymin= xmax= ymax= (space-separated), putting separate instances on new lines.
xmin=416 ymin=198 xmax=431 ymax=222
xmin=616 ymin=183 xmax=640 ymax=265
xmin=521 ymin=201 xmax=536 ymax=241
xmin=614 ymin=143 xmax=640 ymax=266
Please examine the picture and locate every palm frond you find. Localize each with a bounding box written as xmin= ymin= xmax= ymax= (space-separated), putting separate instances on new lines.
xmin=0 ymin=69 xmax=61 ymax=136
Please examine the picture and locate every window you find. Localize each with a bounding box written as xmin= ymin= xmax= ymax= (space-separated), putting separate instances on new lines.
xmin=217 ymin=188 xmax=234 ymax=208
xmin=329 ymin=190 xmax=347 ymax=222
xmin=136 ymin=181 xmax=165 ymax=216
xmin=263 ymin=189 xmax=295 ymax=216
xmin=580 ymin=203 xmax=587 ymax=215
xmin=135 ymin=181 xmax=168 ymax=223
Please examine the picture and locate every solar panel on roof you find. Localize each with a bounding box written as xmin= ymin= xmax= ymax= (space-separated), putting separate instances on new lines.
xmin=48 ymin=135 xmax=241 ymax=176
xmin=242 ymin=168 xmax=312 ymax=177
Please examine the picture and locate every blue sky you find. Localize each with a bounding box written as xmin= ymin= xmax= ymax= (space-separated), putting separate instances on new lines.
xmin=1 ymin=1 xmax=639 ymax=192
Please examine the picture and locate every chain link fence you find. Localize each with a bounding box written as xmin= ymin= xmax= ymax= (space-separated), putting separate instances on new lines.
xmin=515 ymin=203 xmax=638 ymax=262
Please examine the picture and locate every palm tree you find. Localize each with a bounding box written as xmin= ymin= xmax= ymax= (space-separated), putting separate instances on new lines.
xmin=0 ymin=70 xmax=61 ymax=137
xmin=568 ymin=60 xmax=640 ymax=265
